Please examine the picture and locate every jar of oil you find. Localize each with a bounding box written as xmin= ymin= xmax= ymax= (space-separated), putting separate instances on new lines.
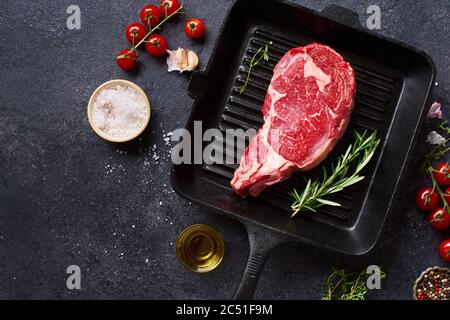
xmin=176 ymin=224 xmax=224 ymax=273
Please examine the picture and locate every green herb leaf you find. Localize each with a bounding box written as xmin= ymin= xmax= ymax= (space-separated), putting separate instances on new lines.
xmin=240 ymin=42 xmax=272 ymax=94
xmin=421 ymin=119 xmax=450 ymax=171
xmin=316 ymin=199 xmax=342 ymax=207
xmin=291 ymin=131 xmax=380 ymax=217
xmin=322 ymin=268 xmax=386 ymax=300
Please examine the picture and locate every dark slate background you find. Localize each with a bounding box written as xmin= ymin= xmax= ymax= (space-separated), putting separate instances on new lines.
xmin=0 ymin=0 xmax=449 ymax=300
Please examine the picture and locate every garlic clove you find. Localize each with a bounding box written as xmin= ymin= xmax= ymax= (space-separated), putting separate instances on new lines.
xmin=180 ymin=49 xmax=189 ymax=70
xmin=167 ymin=48 xmax=183 ymax=73
xmin=187 ymin=50 xmax=199 ymax=70
xmin=167 ymin=48 xmax=199 ymax=73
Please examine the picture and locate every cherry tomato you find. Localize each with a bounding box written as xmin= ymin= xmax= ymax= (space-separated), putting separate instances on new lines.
xmin=125 ymin=22 xmax=147 ymax=45
xmin=140 ymin=5 xmax=161 ymax=28
xmin=184 ymin=18 xmax=206 ymax=39
xmin=160 ymin=0 xmax=181 ymax=17
xmin=433 ymin=163 xmax=450 ymax=186
xmin=416 ymin=187 xmax=439 ymax=212
xmin=438 ymin=239 xmax=450 ymax=262
xmin=444 ymin=186 xmax=450 ymax=204
xmin=117 ymin=49 xmax=137 ymax=72
xmin=428 ymin=208 xmax=450 ymax=230
xmin=145 ymin=34 xmax=168 ymax=58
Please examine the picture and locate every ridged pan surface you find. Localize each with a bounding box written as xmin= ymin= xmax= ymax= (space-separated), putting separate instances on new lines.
xmin=203 ymin=28 xmax=401 ymax=227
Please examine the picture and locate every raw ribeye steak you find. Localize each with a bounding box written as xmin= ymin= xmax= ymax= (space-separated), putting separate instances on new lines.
xmin=231 ymin=43 xmax=356 ymax=197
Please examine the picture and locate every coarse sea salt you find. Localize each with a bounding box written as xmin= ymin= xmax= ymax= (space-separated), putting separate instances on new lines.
xmin=92 ymin=85 xmax=147 ymax=138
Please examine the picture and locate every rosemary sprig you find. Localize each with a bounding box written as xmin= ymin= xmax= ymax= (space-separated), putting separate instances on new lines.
xmin=239 ymin=42 xmax=272 ymax=94
xmin=322 ymin=268 xmax=386 ymax=300
xmin=290 ymin=131 xmax=380 ymax=217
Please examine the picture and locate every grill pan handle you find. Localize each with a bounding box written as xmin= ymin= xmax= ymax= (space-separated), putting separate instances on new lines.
xmin=232 ymin=222 xmax=287 ymax=300
xmin=187 ymin=71 xmax=209 ymax=100
xmin=321 ymin=4 xmax=362 ymax=29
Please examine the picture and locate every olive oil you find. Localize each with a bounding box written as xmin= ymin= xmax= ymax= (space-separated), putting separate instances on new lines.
xmin=176 ymin=224 xmax=224 ymax=273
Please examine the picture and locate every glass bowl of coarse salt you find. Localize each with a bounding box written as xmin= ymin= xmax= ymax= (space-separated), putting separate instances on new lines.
xmin=87 ymin=80 xmax=151 ymax=143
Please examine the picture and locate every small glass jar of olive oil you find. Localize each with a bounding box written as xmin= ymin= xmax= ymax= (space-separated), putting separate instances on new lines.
xmin=176 ymin=224 xmax=225 ymax=273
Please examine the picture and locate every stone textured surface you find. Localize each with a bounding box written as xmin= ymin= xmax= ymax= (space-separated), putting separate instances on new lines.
xmin=0 ymin=0 xmax=448 ymax=300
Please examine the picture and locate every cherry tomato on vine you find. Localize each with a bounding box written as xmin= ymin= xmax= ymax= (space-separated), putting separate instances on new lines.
xmin=428 ymin=208 xmax=450 ymax=230
xmin=433 ymin=163 xmax=450 ymax=186
xmin=125 ymin=22 xmax=147 ymax=45
xmin=140 ymin=5 xmax=161 ymax=28
xmin=160 ymin=0 xmax=181 ymax=17
xmin=444 ymin=186 xmax=450 ymax=204
xmin=438 ymin=239 xmax=450 ymax=262
xmin=145 ymin=34 xmax=168 ymax=58
xmin=116 ymin=49 xmax=137 ymax=72
xmin=416 ymin=187 xmax=439 ymax=212
xmin=184 ymin=18 xmax=206 ymax=39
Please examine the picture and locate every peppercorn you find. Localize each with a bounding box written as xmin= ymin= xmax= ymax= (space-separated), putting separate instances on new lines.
xmin=415 ymin=267 xmax=450 ymax=300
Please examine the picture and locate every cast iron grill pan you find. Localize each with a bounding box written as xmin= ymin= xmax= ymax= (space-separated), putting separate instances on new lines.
xmin=171 ymin=0 xmax=436 ymax=299
xmin=202 ymin=28 xmax=400 ymax=226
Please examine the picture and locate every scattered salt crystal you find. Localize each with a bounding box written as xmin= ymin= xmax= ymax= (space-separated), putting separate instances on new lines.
xmin=92 ymin=85 xmax=148 ymax=138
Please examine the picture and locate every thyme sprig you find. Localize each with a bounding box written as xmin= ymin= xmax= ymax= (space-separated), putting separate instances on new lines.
xmin=439 ymin=119 xmax=450 ymax=135
xmin=421 ymin=139 xmax=450 ymax=172
xmin=421 ymin=119 xmax=450 ymax=172
xmin=290 ymin=131 xmax=380 ymax=217
xmin=322 ymin=268 xmax=386 ymax=300
xmin=239 ymin=42 xmax=272 ymax=94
